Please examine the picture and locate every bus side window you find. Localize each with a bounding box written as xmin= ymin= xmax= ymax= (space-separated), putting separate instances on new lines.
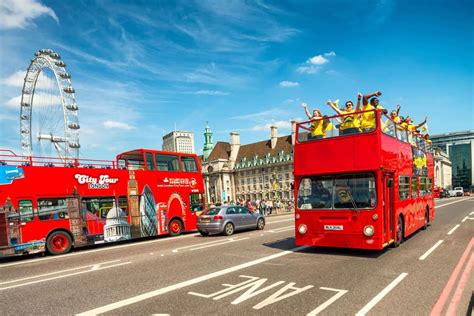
xmin=145 ymin=152 xmax=155 ymax=171
xmin=190 ymin=193 xmax=204 ymax=212
xmin=118 ymin=196 xmax=128 ymax=215
xmin=37 ymin=198 xmax=69 ymax=220
xmin=398 ymin=176 xmax=410 ymax=200
xmin=18 ymin=200 xmax=33 ymax=222
xmin=411 ymin=177 xmax=418 ymax=199
xmin=182 ymin=156 xmax=198 ymax=172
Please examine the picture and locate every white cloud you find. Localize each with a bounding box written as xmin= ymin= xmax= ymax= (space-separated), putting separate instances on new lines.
xmin=308 ymin=55 xmax=329 ymax=65
xmin=297 ymin=51 xmax=336 ymax=74
xmin=103 ymin=120 xmax=135 ymax=130
xmin=279 ymin=81 xmax=299 ymax=88
xmin=296 ymin=66 xmax=320 ymax=74
xmin=252 ymin=120 xmax=292 ymax=131
xmin=2 ymin=70 xmax=58 ymax=89
xmin=194 ymin=90 xmax=230 ymax=96
xmin=5 ymin=93 xmax=62 ymax=108
xmin=0 ymin=0 xmax=58 ymax=29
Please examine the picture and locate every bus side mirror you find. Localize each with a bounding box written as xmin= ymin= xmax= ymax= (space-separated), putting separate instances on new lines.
xmin=387 ymin=179 xmax=394 ymax=188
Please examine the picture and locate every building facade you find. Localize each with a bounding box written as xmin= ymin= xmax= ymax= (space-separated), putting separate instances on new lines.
xmin=431 ymin=131 xmax=473 ymax=189
xmin=162 ymin=131 xmax=195 ymax=154
xmin=202 ymin=124 xmax=296 ymax=207
xmin=434 ymin=148 xmax=452 ymax=189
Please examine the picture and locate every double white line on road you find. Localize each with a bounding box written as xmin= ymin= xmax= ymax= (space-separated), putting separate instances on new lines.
xmin=0 ymin=260 xmax=131 ymax=291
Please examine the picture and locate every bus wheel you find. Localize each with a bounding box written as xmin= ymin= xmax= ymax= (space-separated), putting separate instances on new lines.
xmin=394 ymin=216 xmax=404 ymax=247
xmin=46 ymin=231 xmax=72 ymax=255
xmin=422 ymin=210 xmax=429 ymax=230
xmin=223 ymin=223 xmax=234 ymax=236
xmin=168 ymin=219 xmax=183 ymax=237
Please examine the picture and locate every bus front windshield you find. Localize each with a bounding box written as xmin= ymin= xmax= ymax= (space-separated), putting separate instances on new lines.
xmin=297 ymin=173 xmax=376 ymax=210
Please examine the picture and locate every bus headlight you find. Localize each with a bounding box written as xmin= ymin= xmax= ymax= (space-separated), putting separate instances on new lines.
xmin=372 ymin=214 xmax=378 ymax=221
xmin=295 ymin=213 xmax=300 ymax=220
xmin=363 ymin=225 xmax=375 ymax=237
xmin=298 ymin=224 xmax=307 ymax=234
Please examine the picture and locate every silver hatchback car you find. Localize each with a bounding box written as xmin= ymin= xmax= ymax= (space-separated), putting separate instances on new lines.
xmin=197 ymin=205 xmax=265 ymax=236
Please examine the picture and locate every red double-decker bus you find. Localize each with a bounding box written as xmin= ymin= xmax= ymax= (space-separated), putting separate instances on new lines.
xmin=0 ymin=148 xmax=205 ymax=256
xmin=294 ymin=109 xmax=434 ymax=250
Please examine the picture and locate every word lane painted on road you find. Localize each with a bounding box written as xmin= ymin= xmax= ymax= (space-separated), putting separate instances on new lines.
xmin=188 ymin=275 xmax=347 ymax=314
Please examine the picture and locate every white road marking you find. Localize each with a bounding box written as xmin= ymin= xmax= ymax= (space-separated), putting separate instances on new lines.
xmin=270 ymin=226 xmax=294 ymax=233
xmin=76 ymin=246 xmax=309 ymax=316
xmin=307 ymin=287 xmax=348 ymax=316
xmin=1 ymin=261 xmax=131 ymax=291
xmin=355 ymin=273 xmax=408 ymax=316
xmin=0 ymin=260 xmax=121 ymax=285
xmin=266 ymin=218 xmax=294 ymax=224
xmin=190 ymin=237 xmax=250 ymax=251
xmin=419 ymin=240 xmax=444 ymax=261
xmin=0 ymin=233 xmax=199 ymax=268
xmin=462 ymin=216 xmax=469 ymax=223
xmin=436 ymin=198 xmax=471 ymax=208
xmin=447 ymin=225 xmax=461 ymax=235
xmin=172 ymin=237 xmax=242 ymax=253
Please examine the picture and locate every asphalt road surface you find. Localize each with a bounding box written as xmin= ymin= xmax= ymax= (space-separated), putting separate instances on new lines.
xmin=1 ymin=197 xmax=473 ymax=315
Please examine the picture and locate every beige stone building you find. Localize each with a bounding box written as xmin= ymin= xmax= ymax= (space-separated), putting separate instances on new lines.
xmin=202 ymin=125 xmax=296 ymax=206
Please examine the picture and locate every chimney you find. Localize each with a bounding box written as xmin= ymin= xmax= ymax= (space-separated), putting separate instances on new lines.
xmin=270 ymin=126 xmax=278 ymax=149
xmin=229 ymin=132 xmax=240 ymax=168
xmin=291 ymin=120 xmax=297 ymax=146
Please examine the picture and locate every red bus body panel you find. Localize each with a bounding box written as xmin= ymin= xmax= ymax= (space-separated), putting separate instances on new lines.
xmin=294 ymin=111 xmax=434 ymax=250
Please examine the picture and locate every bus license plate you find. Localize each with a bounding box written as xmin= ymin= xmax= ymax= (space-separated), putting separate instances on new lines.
xmin=324 ymin=225 xmax=343 ymax=231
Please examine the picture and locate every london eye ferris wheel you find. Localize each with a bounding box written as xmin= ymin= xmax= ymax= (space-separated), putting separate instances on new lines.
xmin=20 ymin=48 xmax=80 ymax=160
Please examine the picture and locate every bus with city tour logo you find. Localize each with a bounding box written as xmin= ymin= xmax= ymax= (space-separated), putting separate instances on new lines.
xmin=0 ymin=148 xmax=205 ymax=256
xmin=293 ymin=109 xmax=434 ymax=250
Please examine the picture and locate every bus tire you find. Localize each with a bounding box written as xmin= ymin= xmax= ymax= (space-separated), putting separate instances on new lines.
xmin=223 ymin=222 xmax=234 ymax=236
xmin=422 ymin=209 xmax=429 ymax=230
xmin=168 ymin=218 xmax=183 ymax=237
xmin=394 ymin=216 xmax=404 ymax=247
xmin=46 ymin=230 xmax=73 ymax=255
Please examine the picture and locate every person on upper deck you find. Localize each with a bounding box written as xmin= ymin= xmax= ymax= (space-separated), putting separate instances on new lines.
xmin=302 ymin=103 xmax=325 ymax=140
xmin=327 ymin=96 xmax=360 ymax=135
xmin=359 ymin=91 xmax=388 ymax=132
xmin=390 ymin=104 xmax=402 ymax=123
xmin=401 ymin=116 xmax=428 ymax=133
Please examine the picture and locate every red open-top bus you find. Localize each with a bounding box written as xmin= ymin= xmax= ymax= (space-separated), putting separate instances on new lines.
xmin=0 ymin=148 xmax=205 ymax=256
xmin=294 ymin=109 xmax=434 ymax=250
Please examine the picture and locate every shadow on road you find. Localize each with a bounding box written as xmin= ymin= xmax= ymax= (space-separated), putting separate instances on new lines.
xmin=263 ymin=237 xmax=390 ymax=259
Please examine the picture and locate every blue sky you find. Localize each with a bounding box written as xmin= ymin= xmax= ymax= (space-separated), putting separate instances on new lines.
xmin=0 ymin=0 xmax=472 ymax=160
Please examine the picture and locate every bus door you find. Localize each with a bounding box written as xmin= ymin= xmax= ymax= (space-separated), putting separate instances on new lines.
xmin=382 ymin=173 xmax=395 ymax=244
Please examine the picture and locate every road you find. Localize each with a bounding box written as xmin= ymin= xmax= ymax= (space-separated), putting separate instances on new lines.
xmin=1 ymin=197 xmax=473 ymax=315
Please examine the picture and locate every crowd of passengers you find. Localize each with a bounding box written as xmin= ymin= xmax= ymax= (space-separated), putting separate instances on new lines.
xmin=301 ymin=91 xmax=432 ymax=147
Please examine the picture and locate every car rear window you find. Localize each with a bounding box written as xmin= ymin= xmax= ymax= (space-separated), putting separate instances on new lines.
xmin=202 ymin=208 xmax=221 ymax=215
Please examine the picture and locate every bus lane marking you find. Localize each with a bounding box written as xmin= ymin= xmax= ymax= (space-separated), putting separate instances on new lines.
xmin=0 ymin=260 xmax=131 ymax=291
xmin=431 ymin=238 xmax=474 ymax=316
xmin=0 ymin=260 xmax=121 ymax=285
xmin=269 ymin=226 xmax=294 ymax=233
xmin=307 ymin=287 xmax=348 ymax=316
xmin=419 ymin=240 xmax=444 ymax=261
xmin=446 ymin=253 xmax=474 ymax=315
xmin=76 ymin=246 xmax=309 ymax=316
xmin=447 ymin=224 xmax=460 ymax=235
xmin=189 ymin=275 xmax=314 ymax=310
xmin=436 ymin=197 xmax=471 ymax=209
xmin=355 ymin=273 xmax=408 ymax=316
xmin=190 ymin=237 xmax=250 ymax=251
xmin=172 ymin=237 xmax=238 ymax=253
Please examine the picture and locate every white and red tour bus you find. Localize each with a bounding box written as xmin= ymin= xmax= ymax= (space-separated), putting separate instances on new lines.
xmin=0 ymin=148 xmax=205 ymax=256
xmin=293 ymin=109 xmax=434 ymax=250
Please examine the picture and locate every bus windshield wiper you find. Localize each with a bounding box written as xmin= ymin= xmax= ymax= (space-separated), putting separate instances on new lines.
xmin=347 ymin=190 xmax=360 ymax=214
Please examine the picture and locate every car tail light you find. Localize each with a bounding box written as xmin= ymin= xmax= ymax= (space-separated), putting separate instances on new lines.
xmin=213 ymin=215 xmax=223 ymax=221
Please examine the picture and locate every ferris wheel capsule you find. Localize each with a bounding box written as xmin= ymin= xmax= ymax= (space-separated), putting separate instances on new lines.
xmin=63 ymin=86 xmax=75 ymax=93
xmin=50 ymin=52 xmax=60 ymax=59
xmin=66 ymin=103 xmax=78 ymax=111
xmin=55 ymin=61 xmax=66 ymax=67
xmin=59 ymin=72 xmax=71 ymax=79
xmin=68 ymin=123 xmax=80 ymax=129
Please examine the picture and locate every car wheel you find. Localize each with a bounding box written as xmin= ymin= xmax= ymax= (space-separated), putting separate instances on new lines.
xmin=46 ymin=231 xmax=73 ymax=255
xmin=256 ymin=218 xmax=265 ymax=230
xmin=199 ymin=230 xmax=209 ymax=237
xmin=168 ymin=219 xmax=183 ymax=237
xmin=394 ymin=216 xmax=404 ymax=247
xmin=223 ymin=222 xmax=234 ymax=236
